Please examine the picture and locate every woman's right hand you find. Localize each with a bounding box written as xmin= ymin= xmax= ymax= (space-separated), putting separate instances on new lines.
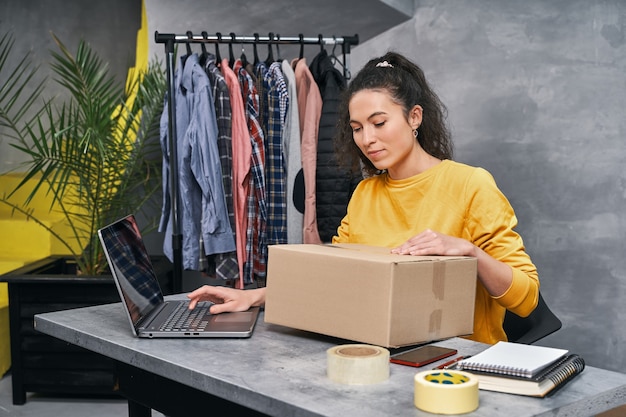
xmin=187 ymin=286 xmax=266 ymax=314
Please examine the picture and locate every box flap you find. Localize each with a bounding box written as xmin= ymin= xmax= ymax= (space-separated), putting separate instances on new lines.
xmin=285 ymin=243 xmax=472 ymax=264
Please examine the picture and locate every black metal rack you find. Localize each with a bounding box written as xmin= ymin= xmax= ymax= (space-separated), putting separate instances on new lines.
xmin=154 ymin=31 xmax=359 ymax=292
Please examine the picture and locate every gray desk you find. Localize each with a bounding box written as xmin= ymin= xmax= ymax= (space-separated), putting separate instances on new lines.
xmin=34 ymin=297 xmax=626 ymax=417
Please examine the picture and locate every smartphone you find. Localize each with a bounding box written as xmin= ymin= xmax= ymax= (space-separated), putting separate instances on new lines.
xmin=389 ymin=345 xmax=458 ymax=368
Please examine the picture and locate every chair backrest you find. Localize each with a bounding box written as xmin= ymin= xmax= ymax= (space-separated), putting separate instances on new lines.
xmin=503 ymin=292 xmax=562 ymax=344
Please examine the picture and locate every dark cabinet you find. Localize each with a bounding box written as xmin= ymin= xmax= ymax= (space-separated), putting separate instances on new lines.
xmin=1 ymin=256 xmax=172 ymax=405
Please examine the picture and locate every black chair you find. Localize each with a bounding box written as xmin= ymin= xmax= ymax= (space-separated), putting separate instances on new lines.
xmin=503 ymin=292 xmax=562 ymax=344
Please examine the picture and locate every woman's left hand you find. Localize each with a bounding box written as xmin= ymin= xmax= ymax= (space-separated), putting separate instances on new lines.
xmin=392 ymin=229 xmax=515 ymax=297
xmin=390 ymin=229 xmax=477 ymax=257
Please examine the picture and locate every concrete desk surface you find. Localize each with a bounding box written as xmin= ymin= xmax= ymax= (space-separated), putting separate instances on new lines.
xmin=34 ymin=295 xmax=626 ymax=417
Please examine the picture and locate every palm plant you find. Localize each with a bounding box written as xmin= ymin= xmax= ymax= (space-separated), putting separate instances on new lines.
xmin=0 ymin=31 xmax=166 ymax=275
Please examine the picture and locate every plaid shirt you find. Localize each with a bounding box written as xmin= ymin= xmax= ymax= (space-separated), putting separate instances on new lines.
xmin=204 ymin=55 xmax=239 ymax=281
xmin=257 ymin=61 xmax=289 ymax=247
xmin=234 ymin=60 xmax=267 ymax=284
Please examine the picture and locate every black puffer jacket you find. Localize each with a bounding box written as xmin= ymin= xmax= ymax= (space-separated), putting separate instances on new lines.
xmin=309 ymin=50 xmax=362 ymax=242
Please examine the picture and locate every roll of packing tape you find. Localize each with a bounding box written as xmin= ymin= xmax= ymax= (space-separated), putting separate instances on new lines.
xmin=326 ymin=344 xmax=390 ymax=385
xmin=414 ymin=370 xmax=479 ymax=415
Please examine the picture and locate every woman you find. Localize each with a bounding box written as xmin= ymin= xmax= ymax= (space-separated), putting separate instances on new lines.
xmin=187 ymin=51 xmax=539 ymax=344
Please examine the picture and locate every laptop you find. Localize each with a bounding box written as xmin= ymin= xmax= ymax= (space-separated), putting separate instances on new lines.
xmin=97 ymin=214 xmax=259 ymax=338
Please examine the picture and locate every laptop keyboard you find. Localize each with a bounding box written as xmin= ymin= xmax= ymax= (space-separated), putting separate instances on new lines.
xmin=160 ymin=302 xmax=211 ymax=332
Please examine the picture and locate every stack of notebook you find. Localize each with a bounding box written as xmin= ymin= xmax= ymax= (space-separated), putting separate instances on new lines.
xmin=453 ymin=342 xmax=585 ymax=397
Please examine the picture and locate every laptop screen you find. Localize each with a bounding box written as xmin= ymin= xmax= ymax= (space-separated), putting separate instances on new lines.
xmin=98 ymin=215 xmax=164 ymax=327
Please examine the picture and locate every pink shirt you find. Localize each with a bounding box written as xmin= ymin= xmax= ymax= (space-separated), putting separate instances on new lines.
xmin=293 ymin=58 xmax=323 ymax=244
xmin=221 ymin=59 xmax=252 ymax=288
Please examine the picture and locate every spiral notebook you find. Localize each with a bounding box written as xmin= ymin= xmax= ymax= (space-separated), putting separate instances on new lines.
xmin=456 ymin=341 xmax=568 ymax=378
xmin=453 ymin=353 xmax=585 ymax=397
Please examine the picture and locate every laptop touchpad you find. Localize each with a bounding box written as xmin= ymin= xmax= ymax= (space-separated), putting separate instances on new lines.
xmin=213 ymin=312 xmax=255 ymax=323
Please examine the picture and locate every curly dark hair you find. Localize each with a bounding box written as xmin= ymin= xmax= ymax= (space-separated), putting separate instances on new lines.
xmin=334 ymin=51 xmax=453 ymax=176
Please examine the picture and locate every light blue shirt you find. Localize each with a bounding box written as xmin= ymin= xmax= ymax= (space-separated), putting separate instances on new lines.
xmin=160 ymin=54 xmax=235 ymax=270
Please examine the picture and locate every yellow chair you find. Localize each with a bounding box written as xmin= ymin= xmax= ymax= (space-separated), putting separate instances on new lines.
xmin=0 ymin=281 xmax=14 ymax=377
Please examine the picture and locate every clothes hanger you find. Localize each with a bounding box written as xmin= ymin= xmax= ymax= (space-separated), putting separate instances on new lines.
xmin=240 ymin=41 xmax=249 ymax=67
xmin=328 ymin=36 xmax=350 ymax=79
xmin=330 ymin=37 xmax=339 ymax=62
xmin=182 ymin=31 xmax=193 ymax=65
xmin=199 ymin=31 xmax=209 ymax=66
xmin=299 ymin=34 xmax=304 ymax=60
xmin=215 ymin=32 xmax=222 ymax=63
xmin=275 ymin=34 xmax=283 ymax=62
xmin=227 ymin=33 xmax=235 ymax=67
xmin=264 ymin=32 xmax=274 ymax=65
xmin=253 ymin=33 xmax=260 ymax=66
xmin=185 ymin=31 xmax=193 ymax=56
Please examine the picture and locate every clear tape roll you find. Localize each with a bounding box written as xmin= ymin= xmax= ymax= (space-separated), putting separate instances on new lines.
xmin=326 ymin=344 xmax=390 ymax=385
xmin=414 ymin=370 xmax=479 ymax=414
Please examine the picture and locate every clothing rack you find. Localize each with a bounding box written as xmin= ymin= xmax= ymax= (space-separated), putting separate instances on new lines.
xmin=154 ymin=31 xmax=359 ymax=292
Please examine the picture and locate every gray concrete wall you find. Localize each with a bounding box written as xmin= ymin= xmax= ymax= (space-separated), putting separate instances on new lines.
xmin=351 ymin=0 xmax=626 ymax=372
xmin=0 ymin=0 xmax=141 ymax=170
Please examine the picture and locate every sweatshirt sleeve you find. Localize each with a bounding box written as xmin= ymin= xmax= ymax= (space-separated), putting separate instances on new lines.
xmin=465 ymin=168 xmax=539 ymax=317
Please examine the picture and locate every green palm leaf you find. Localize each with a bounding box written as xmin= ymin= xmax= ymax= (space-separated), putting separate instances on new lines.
xmin=1 ymin=31 xmax=166 ymax=275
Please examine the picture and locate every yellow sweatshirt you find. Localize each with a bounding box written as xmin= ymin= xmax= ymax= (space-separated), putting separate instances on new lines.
xmin=332 ymin=160 xmax=539 ymax=344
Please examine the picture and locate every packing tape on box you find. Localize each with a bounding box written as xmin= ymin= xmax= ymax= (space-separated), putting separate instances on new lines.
xmin=326 ymin=344 xmax=390 ymax=385
xmin=414 ymin=370 xmax=479 ymax=415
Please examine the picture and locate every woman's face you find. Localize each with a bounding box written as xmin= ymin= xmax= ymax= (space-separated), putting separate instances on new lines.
xmin=349 ymin=89 xmax=422 ymax=179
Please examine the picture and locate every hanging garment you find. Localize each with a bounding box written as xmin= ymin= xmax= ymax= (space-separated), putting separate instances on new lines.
xmin=309 ymin=49 xmax=361 ymax=242
xmin=158 ymin=57 xmax=187 ymax=253
xmin=281 ymin=59 xmax=304 ymax=244
xmin=203 ymin=54 xmax=239 ymax=281
xmin=293 ymin=58 xmax=323 ymax=244
xmin=256 ymin=61 xmax=289 ymax=246
xmin=159 ymin=53 xmax=235 ymax=270
xmin=221 ymin=58 xmax=252 ymax=289
xmin=234 ymin=59 xmax=267 ymax=285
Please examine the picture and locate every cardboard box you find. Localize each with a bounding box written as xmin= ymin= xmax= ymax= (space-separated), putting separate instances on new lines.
xmin=264 ymin=244 xmax=477 ymax=348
